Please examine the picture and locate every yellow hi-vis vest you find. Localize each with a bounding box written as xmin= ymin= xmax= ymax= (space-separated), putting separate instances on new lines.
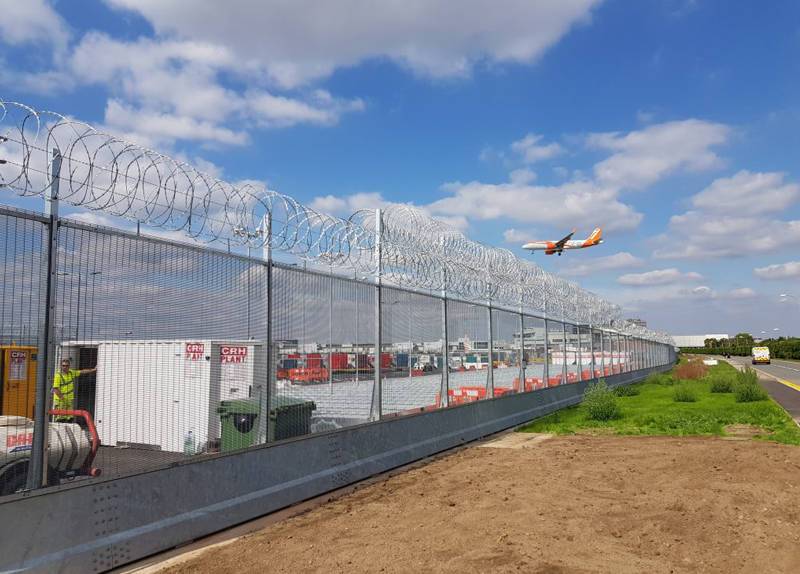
xmin=53 ymin=369 xmax=79 ymax=410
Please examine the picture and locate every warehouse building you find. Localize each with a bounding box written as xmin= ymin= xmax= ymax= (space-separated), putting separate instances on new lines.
xmin=672 ymin=334 xmax=729 ymax=348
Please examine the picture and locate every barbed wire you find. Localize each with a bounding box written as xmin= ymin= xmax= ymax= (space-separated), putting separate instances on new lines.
xmin=0 ymin=100 xmax=673 ymax=345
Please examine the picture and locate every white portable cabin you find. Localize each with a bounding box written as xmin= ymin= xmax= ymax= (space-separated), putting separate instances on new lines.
xmin=59 ymin=340 xmax=264 ymax=453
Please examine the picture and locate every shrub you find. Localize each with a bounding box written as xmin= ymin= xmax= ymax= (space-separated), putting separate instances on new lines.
xmin=613 ymin=384 xmax=641 ymax=397
xmin=737 ymin=367 xmax=759 ymax=386
xmin=673 ymin=384 xmax=698 ymax=403
xmin=734 ymin=383 xmax=768 ymax=402
xmin=646 ymin=372 xmax=674 ymax=386
xmin=708 ymin=373 xmax=735 ymax=393
xmin=674 ymin=361 xmax=708 ymax=381
xmin=583 ymin=380 xmax=620 ymax=421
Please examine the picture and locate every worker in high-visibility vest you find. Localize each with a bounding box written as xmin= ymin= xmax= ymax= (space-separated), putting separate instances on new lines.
xmin=52 ymin=358 xmax=96 ymax=415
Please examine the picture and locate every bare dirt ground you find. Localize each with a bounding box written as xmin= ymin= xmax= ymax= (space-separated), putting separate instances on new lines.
xmin=162 ymin=434 xmax=800 ymax=574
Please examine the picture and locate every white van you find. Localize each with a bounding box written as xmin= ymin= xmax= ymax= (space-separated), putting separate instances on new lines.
xmin=751 ymin=346 xmax=771 ymax=365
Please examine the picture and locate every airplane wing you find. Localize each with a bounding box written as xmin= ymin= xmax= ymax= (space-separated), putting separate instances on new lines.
xmin=553 ymin=230 xmax=575 ymax=250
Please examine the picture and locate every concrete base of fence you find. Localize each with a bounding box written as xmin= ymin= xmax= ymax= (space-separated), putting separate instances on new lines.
xmin=0 ymin=366 xmax=669 ymax=574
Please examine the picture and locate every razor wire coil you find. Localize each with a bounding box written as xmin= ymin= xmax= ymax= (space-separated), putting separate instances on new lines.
xmin=0 ymin=100 xmax=673 ymax=344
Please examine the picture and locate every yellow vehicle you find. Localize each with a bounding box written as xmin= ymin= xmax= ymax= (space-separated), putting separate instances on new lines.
xmin=751 ymin=346 xmax=771 ymax=365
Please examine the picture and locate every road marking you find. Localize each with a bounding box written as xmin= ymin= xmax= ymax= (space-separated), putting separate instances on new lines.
xmin=772 ymin=363 xmax=800 ymax=373
xmin=750 ymin=366 xmax=800 ymax=393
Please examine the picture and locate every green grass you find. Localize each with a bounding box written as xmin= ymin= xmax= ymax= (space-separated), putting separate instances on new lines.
xmin=519 ymin=362 xmax=800 ymax=445
xmin=583 ymin=380 xmax=620 ymax=421
xmin=672 ymin=384 xmax=698 ymax=402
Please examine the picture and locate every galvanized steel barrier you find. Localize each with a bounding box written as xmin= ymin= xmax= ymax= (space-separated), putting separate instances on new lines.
xmin=0 ymin=102 xmax=677 ymax=573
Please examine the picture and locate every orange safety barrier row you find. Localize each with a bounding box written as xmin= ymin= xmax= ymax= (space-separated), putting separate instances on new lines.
xmin=512 ymin=377 xmax=546 ymax=392
xmin=547 ymin=375 xmax=562 ymax=387
xmin=287 ymin=367 xmax=329 ymax=383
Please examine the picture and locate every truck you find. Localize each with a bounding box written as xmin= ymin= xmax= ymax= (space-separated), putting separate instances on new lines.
xmin=751 ymin=346 xmax=771 ymax=365
xmin=0 ymin=409 xmax=101 ymax=495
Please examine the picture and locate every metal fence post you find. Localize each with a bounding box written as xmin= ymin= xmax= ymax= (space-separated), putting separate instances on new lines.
xmin=562 ymin=316 xmax=568 ymax=384
xmin=543 ymin=303 xmax=549 ymax=386
xmin=440 ymin=279 xmax=449 ymax=409
xmin=576 ymin=324 xmax=583 ymax=381
xmin=600 ymin=329 xmax=606 ymax=375
xmin=518 ymin=310 xmax=524 ymax=392
xmin=257 ymin=212 xmax=273 ymax=444
xmin=589 ymin=324 xmax=595 ymax=377
xmin=486 ymin=303 xmax=494 ymax=397
xmin=371 ymin=208 xmax=382 ymax=421
xmin=329 ymin=268 xmax=334 ymax=395
xmin=27 ymin=149 xmax=62 ymax=490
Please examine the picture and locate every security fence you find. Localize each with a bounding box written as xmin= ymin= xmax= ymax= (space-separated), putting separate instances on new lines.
xmin=0 ymin=202 xmax=674 ymax=497
xmin=0 ymin=101 xmax=676 ymax=571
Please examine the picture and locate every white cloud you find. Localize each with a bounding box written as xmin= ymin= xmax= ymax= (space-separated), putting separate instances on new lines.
xmin=430 ymin=119 xmax=733 ymax=237
xmin=691 ymin=170 xmax=800 ymax=215
xmin=0 ymin=0 xmax=69 ymax=51
xmin=754 ymin=261 xmax=800 ymax=280
xmin=588 ymin=119 xmax=730 ymax=190
xmin=654 ymin=212 xmax=800 ymax=259
xmin=508 ymin=168 xmax=537 ymax=185
xmin=503 ymin=228 xmax=538 ymax=244
xmin=552 ymin=166 xmax=570 ymax=179
xmin=689 ymin=285 xmax=715 ymax=299
xmin=654 ymin=168 xmax=800 ymax=260
xmin=617 ymin=268 xmax=702 ymax=286
xmin=561 ymin=251 xmax=643 ymax=277
xmin=726 ymin=287 xmax=756 ymax=299
xmin=309 ymin=192 xmax=388 ymax=216
xmin=246 ymin=90 xmax=365 ymax=128
xmin=104 ymin=100 xmax=249 ymax=147
xmin=429 ymin=178 xmax=642 ymax=233
xmin=64 ymin=33 xmax=366 ymax=145
xmin=511 ymin=134 xmax=564 ymax=163
xmin=105 ymin=0 xmax=602 ymax=88
xmin=65 ymin=210 xmax=129 ymax=229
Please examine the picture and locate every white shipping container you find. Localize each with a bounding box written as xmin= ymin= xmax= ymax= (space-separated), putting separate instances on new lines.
xmin=60 ymin=340 xmax=264 ymax=453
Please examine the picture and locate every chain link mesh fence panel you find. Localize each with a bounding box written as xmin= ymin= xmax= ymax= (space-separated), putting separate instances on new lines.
xmin=272 ymin=265 xmax=376 ymax=431
xmin=522 ymin=315 xmax=546 ymax=390
xmin=51 ymin=221 xmax=268 ymax=480
xmin=564 ymin=322 xmax=579 ymax=383
xmin=0 ymin=210 xmax=48 ymax=495
xmin=490 ymin=309 xmax=521 ymax=396
xmin=381 ymin=288 xmax=443 ymax=416
xmin=446 ymin=300 xmax=490 ymax=404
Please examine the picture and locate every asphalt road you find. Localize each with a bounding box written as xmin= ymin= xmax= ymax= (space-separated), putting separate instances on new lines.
xmin=723 ymin=356 xmax=800 ymax=424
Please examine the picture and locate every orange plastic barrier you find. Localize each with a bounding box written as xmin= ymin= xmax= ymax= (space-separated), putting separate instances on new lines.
xmin=288 ymin=367 xmax=329 ymax=383
xmin=547 ymin=375 xmax=562 ymax=388
xmin=512 ymin=377 xmax=545 ymax=392
xmin=447 ymin=386 xmax=487 ymax=404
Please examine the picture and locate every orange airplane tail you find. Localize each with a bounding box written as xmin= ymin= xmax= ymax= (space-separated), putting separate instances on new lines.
xmin=584 ymin=227 xmax=602 ymax=246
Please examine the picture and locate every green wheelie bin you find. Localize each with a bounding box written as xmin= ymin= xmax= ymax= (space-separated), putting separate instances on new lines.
xmin=218 ymin=397 xmax=316 ymax=452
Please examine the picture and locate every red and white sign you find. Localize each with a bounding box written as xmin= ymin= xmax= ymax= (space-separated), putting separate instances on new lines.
xmin=9 ymin=350 xmax=28 ymax=381
xmin=220 ymin=345 xmax=248 ymax=364
xmin=185 ymin=342 xmax=205 ymax=360
xmin=6 ymin=431 xmax=33 ymax=448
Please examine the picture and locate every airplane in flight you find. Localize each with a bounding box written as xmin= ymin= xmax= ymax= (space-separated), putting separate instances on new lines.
xmin=522 ymin=228 xmax=603 ymax=256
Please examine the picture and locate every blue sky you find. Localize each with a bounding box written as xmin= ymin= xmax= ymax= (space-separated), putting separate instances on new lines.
xmin=1 ymin=0 xmax=800 ymax=336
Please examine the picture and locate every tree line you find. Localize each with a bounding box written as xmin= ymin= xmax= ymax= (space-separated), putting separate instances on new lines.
xmin=680 ymin=333 xmax=800 ymax=360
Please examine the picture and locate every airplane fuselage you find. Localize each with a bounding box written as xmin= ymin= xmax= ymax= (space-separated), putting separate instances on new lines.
xmin=523 ymin=239 xmax=596 ymax=251
xmin=522 ymin=228 xmax=604 ymax=255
